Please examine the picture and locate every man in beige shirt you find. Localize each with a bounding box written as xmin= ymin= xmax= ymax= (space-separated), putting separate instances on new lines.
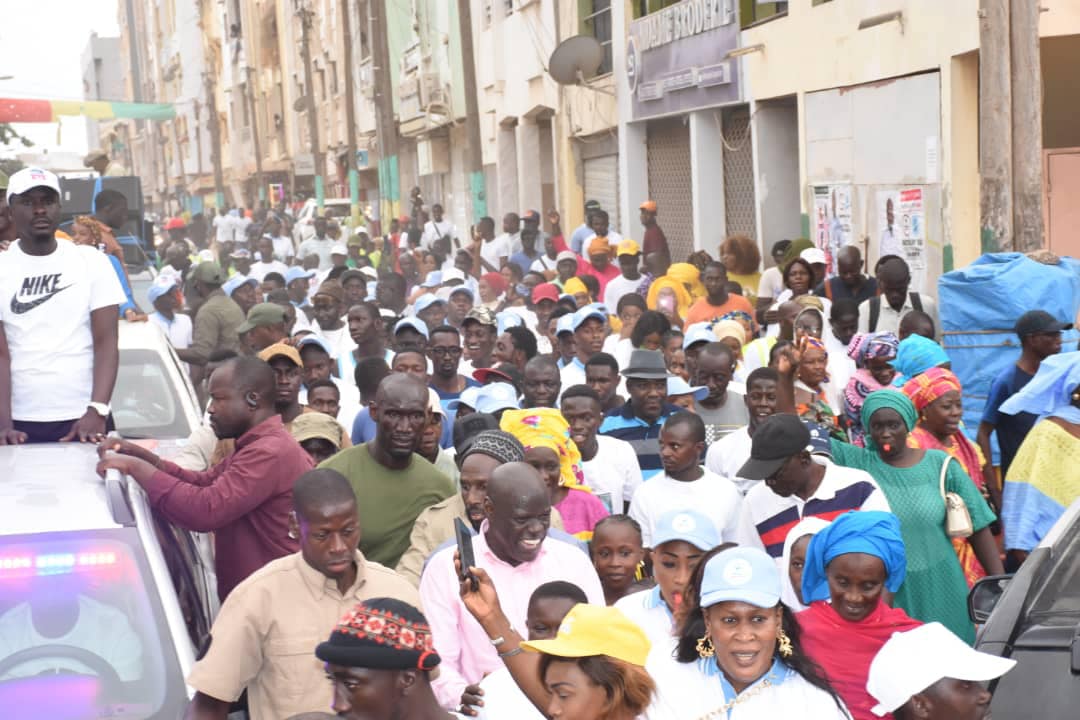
xmin=396 ymin=429 xmax=565 ymax=586
xmin=183 ymin=468 xmax=419 ymax=719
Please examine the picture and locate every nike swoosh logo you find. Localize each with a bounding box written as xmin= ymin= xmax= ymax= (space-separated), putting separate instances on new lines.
xmin=10 ymin=284 xmax=72 ymax=314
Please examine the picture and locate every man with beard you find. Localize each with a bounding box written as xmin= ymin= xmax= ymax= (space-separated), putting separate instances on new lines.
xmin=419 ymin=462 xmax=603 ymax=709
xmin=309 ymin=279 xmax=355 ymax=359
xmin=319 ymin=374 xmax=454 ymax=567
xmin=522 ymin=355 xmax=561 ymax=409
xmin=692 ymin=342 xmax=749 ymax=445
xmin=96 ymin=357 xmax=312 ymax=600
xmin=181 ymin=470 xmax=418 ymax=720
xmin=0 ymin=168 xmax=125 ymax=444
xmin=428 ymin=325 xmax=480 ymax=404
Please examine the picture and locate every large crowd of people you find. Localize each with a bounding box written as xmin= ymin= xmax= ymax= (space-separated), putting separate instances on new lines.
xmin=1 ymin=165 xmax=1077 ymax=719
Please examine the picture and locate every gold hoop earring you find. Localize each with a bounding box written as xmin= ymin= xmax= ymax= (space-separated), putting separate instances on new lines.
xmin=776 ymin=629 xmax=793 ymax=659
xmin=696 ymin=634 xmax=715 ymax=659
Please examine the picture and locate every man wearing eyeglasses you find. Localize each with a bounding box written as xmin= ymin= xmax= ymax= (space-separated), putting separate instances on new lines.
xmin=731 ymin=413 xmax=891 ymax=560
xmin=428 ymin=325 xmax=480 ymax=408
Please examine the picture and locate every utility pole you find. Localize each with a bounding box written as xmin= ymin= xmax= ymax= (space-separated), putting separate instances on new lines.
xmin=297 ymin=1 xmax=324 ymax=210
xmin=341 ymin=0 xmax=361 ymax=225
xmin=1010 ymin=0 xmax=1044 ymax=252
xmin=245 ymin=66 xmax=265 ymax=208
xmin=204 ymin=72 xmax=226 ymax=210
xmin=978 ymin=0 xmax=1013 ymax=253
xmin=457 ymin=0 xmax=486 ymax=220
xmin=370 ymin=0 xmax=400 ymax=228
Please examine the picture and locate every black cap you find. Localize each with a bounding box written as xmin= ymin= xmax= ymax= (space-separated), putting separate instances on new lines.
xmin=1014 ymin=310 xmax=1072 ymax=337
xmin=737 ymin=414 xmax=811 ymax=480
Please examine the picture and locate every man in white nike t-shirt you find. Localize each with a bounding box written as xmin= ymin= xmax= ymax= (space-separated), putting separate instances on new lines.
xmin=0 ymin=168 xmax=125 ymax=444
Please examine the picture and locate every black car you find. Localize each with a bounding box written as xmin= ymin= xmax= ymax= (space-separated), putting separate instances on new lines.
xmin=968 ymin=500 xmax=1080 ymax=718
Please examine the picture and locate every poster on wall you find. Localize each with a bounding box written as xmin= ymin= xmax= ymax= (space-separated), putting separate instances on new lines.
xmin=875 ymin=188 xmax=925 ymax=270
xmin=811 ymin=184 xmax=852 ymax=275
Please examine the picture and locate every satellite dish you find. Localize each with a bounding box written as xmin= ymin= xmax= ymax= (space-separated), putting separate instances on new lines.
xmin=548 ymin=35 xmax=604 ymax=86
xmin=293 ymin=96 xmax=309 ymax=112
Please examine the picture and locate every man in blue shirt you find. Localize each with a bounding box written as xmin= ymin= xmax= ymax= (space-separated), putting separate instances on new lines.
xmin=977 ymin=310 xmax=1070 ymax=479
xmin=569 ymin=200 xmax=601 ymax=254
xmin=599 ymin=349 xmax=680 ymax=481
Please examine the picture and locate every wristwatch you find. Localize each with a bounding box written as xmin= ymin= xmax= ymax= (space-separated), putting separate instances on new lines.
xmin=87 ymin=402 xmax=111 ymax=418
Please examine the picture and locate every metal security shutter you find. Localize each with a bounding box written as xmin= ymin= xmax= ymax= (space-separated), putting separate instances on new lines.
xmin=583 ymin=154 xmax=620 ymax=232
xmin=647 ymin=118 xmax=694 ymax=262
xmin=722 ymin=107 xmax=758 ymax=240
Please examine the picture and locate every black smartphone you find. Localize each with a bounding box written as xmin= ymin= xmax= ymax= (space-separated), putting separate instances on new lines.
xmin=454 ymin=517 xmax=478 ymax=591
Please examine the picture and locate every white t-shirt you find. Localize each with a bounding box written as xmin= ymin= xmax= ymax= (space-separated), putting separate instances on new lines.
xmin=212 ymin=214 xmax=232 ymax=244
xmin=475 ymin=668 xmax=544 ymax=720
xmin=421 ymin=220 xmax=458 ymax=250
xmin=248 ymin=259 xmax=290 ymax=283
xmin=530 ymin=254 xmax=558 ymax=275
xmin=0 ymin=239 xmax=126 ymax=421
xmin=149 ymin=311 xmax=194 ymax=374
xmin=297 ymin=236 xmax=336 ymax=270
xmin=602 ymin=274 xmax=643 ymax=310
xmin=312 ymin=323 xmax=357 ymax=360
xmin=479 ymin=236 xmax=510 ymax=270
xmin=581 ymin=435 xmax=645 ymax=510
xmin=271 ymin=234 xmax=295 ymax=261
xmin=757 ymin=266 xmax=784 ymax=301
xmin=582 ymin=229 xmax=623 ymax=247
xmin=615 ymin=587 xmax=676 ymax=654
xmin=704 ymin=426 xmax=757 ymax=495
xmin=629 ymin=468 xmax=742 ymax=548
xmin=497 ymin=231 xmax=522 ymax=256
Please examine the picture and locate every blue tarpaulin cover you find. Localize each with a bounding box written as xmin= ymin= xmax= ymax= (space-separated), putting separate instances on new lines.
xmin=938 ymin=253 xmax=1080 ymax=462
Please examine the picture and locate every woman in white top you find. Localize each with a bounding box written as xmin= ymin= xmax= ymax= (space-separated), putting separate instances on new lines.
xmin=647 ymin=546 xmax=850 ymax=719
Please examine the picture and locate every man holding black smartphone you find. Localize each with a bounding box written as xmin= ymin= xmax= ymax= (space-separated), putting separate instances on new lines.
xmin=419 ymin=462 xmax=604 ymax=712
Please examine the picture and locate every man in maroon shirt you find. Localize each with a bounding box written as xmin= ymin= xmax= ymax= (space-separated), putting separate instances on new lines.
xmin=639 ymin=200 xmax=670 ymax=265
xmin=97 ymin=356 xmax=313 ymax=600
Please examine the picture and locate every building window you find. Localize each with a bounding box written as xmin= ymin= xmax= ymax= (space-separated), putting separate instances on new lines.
xmin=633 ymin=0 xmax=682 ymax=19
xmin=741 ymin=0 xmax=788 ymax=28
xmin=505 ymin=0 xmax=514 ymax=15
xmin=581 ymin=0 xmax=612 ymax=76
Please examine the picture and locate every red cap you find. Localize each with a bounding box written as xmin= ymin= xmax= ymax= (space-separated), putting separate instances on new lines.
xmin=531 ymin=283 xmax=560 ymax=304
xmin=397 ymin=215 xmax=410 ymax=224
xmin=164 ymin=217 xmax=186 ymax=230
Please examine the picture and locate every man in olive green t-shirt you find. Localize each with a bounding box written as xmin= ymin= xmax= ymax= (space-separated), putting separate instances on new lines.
xmin=319 ymin=374 xmax=454 ymax=567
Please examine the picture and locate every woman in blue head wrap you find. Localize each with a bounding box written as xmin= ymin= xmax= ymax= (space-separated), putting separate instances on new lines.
xmin=889 ymin=334 xmax=950 ymax=386
xmin=827 ymin=391 xmax=1003 ymax=645
xmin=796 ymin=511 xmax=921 ymax=720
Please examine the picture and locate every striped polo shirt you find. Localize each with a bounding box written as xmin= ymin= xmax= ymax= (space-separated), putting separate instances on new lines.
xmin=733 ymin=460 xmax=892 ymax=559
xmin=599 ymin=401 xmax=682 ymax=481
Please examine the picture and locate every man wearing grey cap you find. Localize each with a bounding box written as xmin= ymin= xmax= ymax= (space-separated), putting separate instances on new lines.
xmin=0 ymin=167 xmax=126 ymax=444
xmin=175 ymin=261 xmax=245 ymax=373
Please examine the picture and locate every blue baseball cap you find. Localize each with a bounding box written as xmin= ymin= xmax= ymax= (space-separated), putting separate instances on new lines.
xmin=449 ymin=284 xmax=475 ymax=301
xmin=556 ymin=314 xmax=575 ymax=337
xmin=572 ymin=306 xmax=607 ymax=332
xmin=415 ymin=293 xmax=446 ymax=315
xmin=700 ymin=546 xmax=781 ymax=610
xmin=475 ymin=382 xmax=520 ymax=414
xmin=223 ymin=274 xmax=258 ymax=297
xmin=666 ymin=376 xmax=708 ymax=402
xmin=147 ymin=278 xmax=178 ymax=305
xmin=682 ymin=322 xmax=717 ymax=350
xmin=421 ymin=270 xmax=443 ymax=289
xmin=296 ymin=336 xmax=334 ymax=355
xmin=447 ymin=385 xmax=482 ymax=412
xmin=652 ymin=509 xmax=720 ymax=551
xmin=285 ymin=267 xmax=317 ymax=285
xmin=497 ymin=311 xmax=525 ymax=334
xmin=394 ymin=317 xmax=430 ymax=340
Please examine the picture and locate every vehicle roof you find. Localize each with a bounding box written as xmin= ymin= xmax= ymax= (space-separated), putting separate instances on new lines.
xmin=118 ymin=317 xmax=173 ymax=350
xmin=0 ymin=443 xmax=123 ymax=536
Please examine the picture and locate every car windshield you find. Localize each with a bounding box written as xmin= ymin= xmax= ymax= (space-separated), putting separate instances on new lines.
xmin=115 ymin=348 xmax=192 ymax=439
xmin=0 ymin=530 xmax=188 ymax=718
xmin=1028 ymin=519 xmax=1080 ymax=618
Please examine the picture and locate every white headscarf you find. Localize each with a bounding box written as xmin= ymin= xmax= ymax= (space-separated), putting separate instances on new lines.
xmin=779 ymin=516 xmax=832 ymax=612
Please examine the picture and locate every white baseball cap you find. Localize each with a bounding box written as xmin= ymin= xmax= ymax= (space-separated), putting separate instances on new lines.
xmin=6 ymin=167 xmax=61 ymax=203
xmin=800 ymin=247 xmax=827 ymax=265
xmin=867 ymin=623 xmax=1016 ymax=716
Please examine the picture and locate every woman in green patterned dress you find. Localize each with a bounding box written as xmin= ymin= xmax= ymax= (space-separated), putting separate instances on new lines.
xmin=828 ymin=389 xmax=1004 ymax=644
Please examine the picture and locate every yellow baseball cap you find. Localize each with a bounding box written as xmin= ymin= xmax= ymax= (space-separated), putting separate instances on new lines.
xmin=616 ymin=239 xmax=641 ymax=257
xmin=519 ymin=604 xmax=650 ymax=667
xmin=257 ymin=342 xmax=303 ymax=367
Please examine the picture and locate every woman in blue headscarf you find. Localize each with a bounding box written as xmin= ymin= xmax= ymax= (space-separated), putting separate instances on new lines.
xmin=889 ymin=334 xmax=950 ymax=386
xmin=827 ymin=390 xmax=1003 ymax=644
xmin=796 ymin=511 xmax=922 ymax=720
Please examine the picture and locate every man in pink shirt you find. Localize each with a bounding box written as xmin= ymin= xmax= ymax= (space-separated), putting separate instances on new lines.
xmin=419 ymin=461 xmax=604 ymax=711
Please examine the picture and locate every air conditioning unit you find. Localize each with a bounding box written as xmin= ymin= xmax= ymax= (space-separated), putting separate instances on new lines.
xmin=419 ymin=72 xmax=447 ymax=110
